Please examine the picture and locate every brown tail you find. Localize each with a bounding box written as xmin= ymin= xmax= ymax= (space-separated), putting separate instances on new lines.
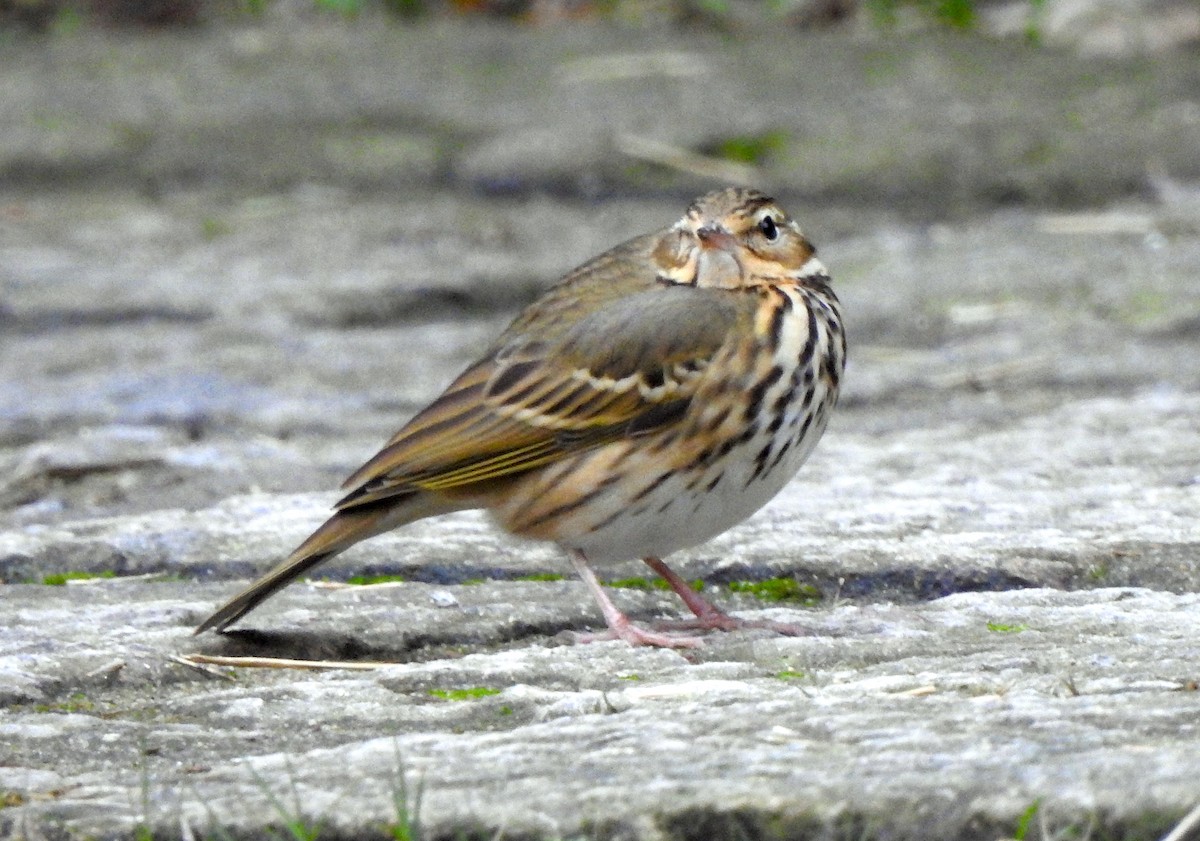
xmin=195 ymin=494 xmax=453 ymax=634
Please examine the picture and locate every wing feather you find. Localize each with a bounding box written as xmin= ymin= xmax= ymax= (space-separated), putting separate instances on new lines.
xmin=336 ymin=285 xmax=745 ymax=510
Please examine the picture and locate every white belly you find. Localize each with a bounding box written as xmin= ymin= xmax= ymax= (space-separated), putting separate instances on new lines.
xmin=565 ymin=388 xmax=834 ymax=563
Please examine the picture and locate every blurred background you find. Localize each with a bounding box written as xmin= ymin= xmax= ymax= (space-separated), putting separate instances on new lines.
xmin=1 ymin=0 xmax=1199 ymax=540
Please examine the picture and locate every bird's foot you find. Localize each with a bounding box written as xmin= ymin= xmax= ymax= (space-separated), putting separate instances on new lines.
xmin=653 ymin=614 xmax=812 ymax=636
xmin=567 ymin=549 xmax=705 ymax=648
xmin=570 ymin=615 xmax=704 ymax=649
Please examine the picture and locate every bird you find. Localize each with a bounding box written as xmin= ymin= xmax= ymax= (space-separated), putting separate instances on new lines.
xmin=195 ymin=187 xmax=846 ymax=648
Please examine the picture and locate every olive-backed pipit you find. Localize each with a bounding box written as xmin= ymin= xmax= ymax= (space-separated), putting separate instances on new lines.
xmin=197 ymin=187 xmax=846 ymax=648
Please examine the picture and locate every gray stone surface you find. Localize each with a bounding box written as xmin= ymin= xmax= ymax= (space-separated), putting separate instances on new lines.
xmin=2 ymin=12 xmax=1200 ymax=841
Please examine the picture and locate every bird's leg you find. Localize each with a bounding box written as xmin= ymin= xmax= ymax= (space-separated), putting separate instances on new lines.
xmin=567 ymin=550 xmax=702 ymax=648
xmin=643 ymin=556 xmax=812 ymax=637
xmin=642 ymin=557 xmax=741 ymax=630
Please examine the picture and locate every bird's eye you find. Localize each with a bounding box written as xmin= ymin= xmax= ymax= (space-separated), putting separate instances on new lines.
xmin=758 ymin=216 xmax=779 ymax=241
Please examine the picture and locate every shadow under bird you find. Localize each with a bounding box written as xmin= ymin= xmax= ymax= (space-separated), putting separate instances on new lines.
xmin=196 ymin=187 xmax=846 ymax=648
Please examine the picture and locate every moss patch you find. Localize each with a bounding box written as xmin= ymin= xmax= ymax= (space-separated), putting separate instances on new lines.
xmin=34 ymin=692 xmax=95 ymax=714
xmin=708 ymin=130 xmax=790 ymax=165
xmin=608 ymin=576 xmax=704 ymax=592
xmin=986 ymin=622 xmax=1029 ymax=633
xmin=428 ymin=687 xmax=501 ymax=701
xmin=727 ymin=578 xmax=821 ymax=605
xmin=41 ymin=571 xmax=116 ymax=586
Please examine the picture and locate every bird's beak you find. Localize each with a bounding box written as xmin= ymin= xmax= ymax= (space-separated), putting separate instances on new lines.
xmin=696 ymin=225 xmax=737 ymax=253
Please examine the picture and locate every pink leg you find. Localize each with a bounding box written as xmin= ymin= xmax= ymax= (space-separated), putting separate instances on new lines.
xmin=642 ymin=557 xmax=812 ymax=637
xmin=568 ymin=551 xmax=702 ymax=649
xmin=642 ymin=557 xmax=741 ymax=630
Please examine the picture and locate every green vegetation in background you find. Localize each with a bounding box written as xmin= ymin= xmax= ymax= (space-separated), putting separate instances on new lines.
xmin=246 ymin=760 xmax=325 ymax=841
xmin=313 ymin=0 xmax=367 ymax=14
xmin=1012 ymin=800 xmax=1041 ymax=841
xmin=33 ymin=692 xmax=95 ymax=714
xmin=985 ymin=621 xmax=1028 ymax=633
xmin=608 ymin=576 xmax=655 ymax=589
xmin=428 ymin=687 xmax=501 ymax=701
xmin=728 ymin=578 xmax=821 ymax=605
xmin=201 ymin=216 xmax=232 ymax=240
xmin=709 ymin=130 xmax=790 ymax=166
xmin=386 ymin=741 xmax=424 ymax=841
xmin=3 ymin=0 xmax=1045 ymax=35
xmin=606 ymin=575 xmax=818 ymax=602
xmin=867 ymin=0 xmax=1045 ymax=40
xmin=1022 ymin=0 xmax=1046 ymax=43
xmin=41 ymin=570 xmax=115 ymax=586
xmin=516 ymin=572 xmax=566 ymax=582
xmin=304 ymin=0 xmax=424 ymax=16
xmin=608 ymin=575 xmax=705 ymax=592
xmin=865 ymin=0 xmax=975 ymax=29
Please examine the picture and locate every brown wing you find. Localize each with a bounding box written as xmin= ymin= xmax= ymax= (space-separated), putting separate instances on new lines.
xmin=335 ymin=285 xmax=744 ymax=509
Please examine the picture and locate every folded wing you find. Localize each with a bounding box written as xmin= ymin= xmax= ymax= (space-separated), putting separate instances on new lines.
xmin=336 ymin=285 xmax=743 ymax=509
